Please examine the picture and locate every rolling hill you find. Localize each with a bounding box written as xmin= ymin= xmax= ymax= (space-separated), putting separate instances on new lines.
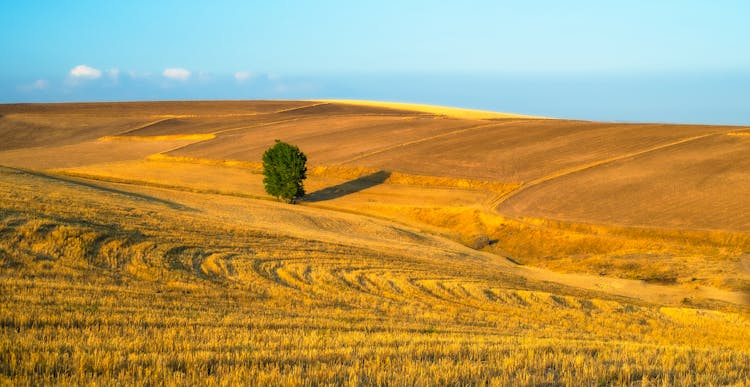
xmin=1 ymin=100 xmax=749 ymax=384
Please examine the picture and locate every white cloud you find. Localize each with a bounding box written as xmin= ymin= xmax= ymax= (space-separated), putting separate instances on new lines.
xmin=234 ymin=71 xmax=253 ymax=82
xmin=70 ymin=64 xmax=102 ymax=79
xmin=163 ymin=67 xmax=190 ymax=81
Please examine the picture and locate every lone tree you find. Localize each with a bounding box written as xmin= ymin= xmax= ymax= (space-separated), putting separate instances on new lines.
xmin=262 ymin=140 xmax=307 ymax=203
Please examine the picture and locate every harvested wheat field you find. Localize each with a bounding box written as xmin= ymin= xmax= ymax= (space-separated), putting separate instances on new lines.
xmin=1 ymin=100 xmax=750 ymax=385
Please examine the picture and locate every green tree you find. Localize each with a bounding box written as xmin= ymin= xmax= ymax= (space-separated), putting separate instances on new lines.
xmin=262 ymin=140 xmax=307 ymax=203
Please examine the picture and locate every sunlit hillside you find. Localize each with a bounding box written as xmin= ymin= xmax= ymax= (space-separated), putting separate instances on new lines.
xmin=1 ymin=100 xmax=749 ymax=384
xmin=315 ymin=99 xmax=546 ymax=120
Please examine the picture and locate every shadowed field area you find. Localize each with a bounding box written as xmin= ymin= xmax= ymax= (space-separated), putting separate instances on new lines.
xmin=304 ymin=171 xmax=392 ymax=202
xmin=1 ymin=100 xmax=749 ymax=384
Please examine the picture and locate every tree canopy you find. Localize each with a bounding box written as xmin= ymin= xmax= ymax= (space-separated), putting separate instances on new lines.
xmin=262 ymin=140 xmax=307 ymax=203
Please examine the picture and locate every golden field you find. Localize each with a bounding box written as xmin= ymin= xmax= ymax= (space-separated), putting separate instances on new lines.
xmin=1 ymin=100 xmax=749 ymax=385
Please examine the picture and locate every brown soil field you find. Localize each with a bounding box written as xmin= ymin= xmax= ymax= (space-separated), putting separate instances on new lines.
xmin=342 ymin=120 xmax=730 ymax=182
xmin=0 ymin=100 xmax=310 ymax=150
xmin=0 ymin=113 xmax=151 ymax=150
xmin=0 ymin=100 xmax=311 ymax=116
xmin=120 ymin=102 xmax=426 ymax=137
xmin=169 ymin=115 xmax=486 ymax=165
xmin=499 ymin=132 xmax=750 ymax=232
xmin=0 ymin=139 xmax=194 ymax=169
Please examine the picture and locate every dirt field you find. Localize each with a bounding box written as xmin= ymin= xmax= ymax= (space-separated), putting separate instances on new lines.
xmin=499 ymin=132 xmax=750 ymax=232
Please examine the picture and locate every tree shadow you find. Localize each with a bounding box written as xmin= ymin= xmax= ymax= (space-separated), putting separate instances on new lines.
xmin=303 ymin=170 xmax=391 ymax=202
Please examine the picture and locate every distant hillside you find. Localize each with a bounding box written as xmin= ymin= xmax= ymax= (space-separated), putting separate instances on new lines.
xmin=3 ymin=99 xmax=746 ymax=231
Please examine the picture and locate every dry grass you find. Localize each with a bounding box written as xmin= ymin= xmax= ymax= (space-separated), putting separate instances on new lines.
xmin=3 ymin=100 xmax=750 ymax=384
xmin=338 ymin=203 xmax=749 ymax=291
xmin=2 ymin=167 xmax=749 ymax=385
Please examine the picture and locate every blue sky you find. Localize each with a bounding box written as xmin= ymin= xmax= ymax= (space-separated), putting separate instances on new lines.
xmin=2 ymin=1 xmax=749 ymax=124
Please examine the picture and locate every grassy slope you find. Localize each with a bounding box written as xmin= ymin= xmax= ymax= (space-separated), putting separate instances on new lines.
xmin=1 ymin=100 xmax=750 ymax=384
xmin=2 ymin=167 xmax=749 ymax=385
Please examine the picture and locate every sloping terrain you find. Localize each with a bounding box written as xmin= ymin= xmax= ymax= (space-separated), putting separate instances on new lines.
xmin=499 ymin=131 xmax=750 ymax=232
xmin=336 ymin=120 xmax=728 ymax=182
xmin=168 ymin=115 xmax=485 ymax=165
xmin=1 ymin=100 xmax=749 ymax=383
xmin=1 ymin=100 xmax=749 ymax=286
xmin=2 ymin=166 xmax=749 ymax=385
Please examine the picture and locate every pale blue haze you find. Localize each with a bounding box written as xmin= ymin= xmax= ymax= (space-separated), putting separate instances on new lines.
xmin=1 ymin=1 xmax=749 ymax=124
